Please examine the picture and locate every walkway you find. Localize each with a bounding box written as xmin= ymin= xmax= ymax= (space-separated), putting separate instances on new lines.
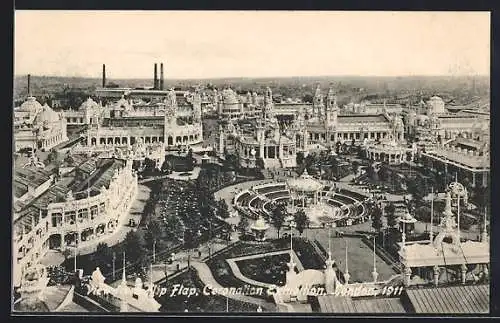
xmin=190 ymin=261 xmax=277 ymax=311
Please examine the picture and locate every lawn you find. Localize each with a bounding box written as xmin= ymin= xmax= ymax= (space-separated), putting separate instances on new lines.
xmin=236 ymin=253 xmax=291 ymax=286
xmin=308 ymin=231 xmax=397 ymax=283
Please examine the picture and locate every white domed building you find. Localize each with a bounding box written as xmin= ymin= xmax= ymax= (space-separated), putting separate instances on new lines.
xmin=14 ymin=97 xmax=68 ymax=152
xmin=63 ymin=97 xmax=105 ymax=125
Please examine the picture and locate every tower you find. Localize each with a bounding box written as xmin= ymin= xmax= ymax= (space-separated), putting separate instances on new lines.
xmin=326 ymin=86 xmax=338 ymax=127
xmin=102 ymin=64 xmax=106 ymax=88
xmin=154 ymin=63 xmax=158 ymax=90
xmin=160 ymin=63 xmax=164 ymax=90
xmin=313 ymin=84 xmax=324 ymax=117
xmin=27 ymin=74 xmax=31 ymax=97
xmin=164 ymin=88 xmax=177 ymax=144
xmin=193 ymin=89 xmax=202 ymax=123
xmin=263 ymin=87 xmax=273 ymax=119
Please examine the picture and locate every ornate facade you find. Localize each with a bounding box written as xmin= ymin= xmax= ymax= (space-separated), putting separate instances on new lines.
xmin=217 ymin=86 xmax=399 ymax=169
xmin=84 ymin=88 xmax=203 ymax=153
xmin=14 ymin=97 xmax=68 ymax=152
xmin=13 ymin=158 xmax=138 ymax=283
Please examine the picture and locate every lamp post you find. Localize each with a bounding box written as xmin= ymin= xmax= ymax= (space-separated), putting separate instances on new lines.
xmin=153 ymin=239 xmax=156 ymax=263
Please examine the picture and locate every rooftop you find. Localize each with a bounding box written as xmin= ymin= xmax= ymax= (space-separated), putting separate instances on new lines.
xmin=405 ymin=284 xmax=489 ymax=313
xmin=13 ymin=168 xmax=53 ymax=198
xmin=317 ymin=296 xmax=406 ymax=313
xmin=338 ymin=114 xmax=390 ymax=124
xmin=423 ymin=148 xmax=489 ymax=170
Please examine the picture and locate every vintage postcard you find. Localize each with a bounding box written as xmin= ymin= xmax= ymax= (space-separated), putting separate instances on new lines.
xmin=12 ymin=10 xmax=490 ymax=314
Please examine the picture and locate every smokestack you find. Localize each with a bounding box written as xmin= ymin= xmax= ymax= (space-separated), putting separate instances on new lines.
xmin=154 ymin=63 xmax=158 ymax=90
xmin=160 ymin=63 xmax=164 ymax=90
xmin=27 ymin=74 xmax=31 ymax=97
xmin=102 ymin=64 xmax=106 ymax=88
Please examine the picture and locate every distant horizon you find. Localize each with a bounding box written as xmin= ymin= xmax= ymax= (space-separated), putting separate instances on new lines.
xmin=14 ymin=73 xmax=490 ymax=81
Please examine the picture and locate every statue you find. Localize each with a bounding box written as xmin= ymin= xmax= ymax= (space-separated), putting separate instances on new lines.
xmin=88 ymin=267 xmax=106 ymax=295
xmin=132 ymin=278 xmax=149 ymax=300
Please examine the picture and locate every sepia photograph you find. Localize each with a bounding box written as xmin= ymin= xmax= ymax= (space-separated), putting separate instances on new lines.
xmin=11 ymin=10 xmax=490 ymax=314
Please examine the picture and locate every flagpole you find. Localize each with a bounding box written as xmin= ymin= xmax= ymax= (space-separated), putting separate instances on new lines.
xmin=429 ymin=187 xmax=434 ymax=242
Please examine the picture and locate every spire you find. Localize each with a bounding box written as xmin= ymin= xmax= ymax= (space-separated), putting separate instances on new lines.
xmin=482 ymin=206 xmax=488 ymax=242
xmin=372 ymin=236 xmax=378 ymax=282
xmin=344 ymin=239 xmax=350 ymax=284
xmin=122 ymin=252 xmax=126 ymax=282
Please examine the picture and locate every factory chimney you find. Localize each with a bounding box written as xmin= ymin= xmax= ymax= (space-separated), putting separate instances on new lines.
xmin=102 ymin=64 xmax=106 ymax=88
xmin=27 ymin=74 xmax=31 ymax=97
xmin=154 ymin=63 xmax=158 ymax=90
xmin=160 ymin=63 xmax=164 ymax=90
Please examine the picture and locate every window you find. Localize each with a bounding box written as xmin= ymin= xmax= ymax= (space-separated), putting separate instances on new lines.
xmin=51 ymin=213 xmax=62 ymax=228
xmin=90 ymin=205 xmax=98 ymax=220
xmin=65 ymin=211 xmax=76 ymax=224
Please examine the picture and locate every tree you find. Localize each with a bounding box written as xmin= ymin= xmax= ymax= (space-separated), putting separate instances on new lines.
xmin=186 ymin=148 xmax=194 ymax=170
xmin=371 ymin=206 xmax=383 ymax=233
xmin=351 ymin=160 xmax=360 ymax=176
xmin=407 ymin=177 xmax=424 ymax=207
xmin=47 ymin=150 xmax=59 ymax=164
xmin=296 ymin=151 xmax=305 ymax=166
xmin=217 ymin=199 xmax=230 ymax=219
xmin=164 ymin=215 xmax=185 ymax=242
xmin=302 ymin=94 xmax=314 ymax=103
xmin=293 ymin=209 xmax=309 ymax=236
xmin=271 ymin=204 xmax=286 ymax=238
xmin=237 ymin=216 xmax=249 ymax=234
xmin=92 ymin=242 xmax=113 ymax=271
xmin=64 ymin=153 xmax=75 ymax=166
xmin=385 ymin=202 xmax=397 ymax=228
xmin=378 ymin=164 xmax=390 ymax=182
xmin=123 ymin=230 xmax=147 ymax=270
xmin=144 ymin=218 xmax=163 ymax=249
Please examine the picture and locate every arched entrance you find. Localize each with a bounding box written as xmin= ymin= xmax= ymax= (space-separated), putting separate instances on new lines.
xmin=48 ymin=234 xmax=62 ymax=250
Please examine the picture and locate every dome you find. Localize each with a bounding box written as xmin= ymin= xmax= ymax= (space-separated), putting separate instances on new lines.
xmin=398 ymin=211 xmax=417 ymax=224
xmin=116 ymin=96 xmax=131 ymax=110
xmin=287 ymin=170 xmax=323 ymax=192
xmin=36 ymin=104 xmax=60 ymax=124
xmin=80 ymin=97 xmax=99 ymax=111
xmin=222 ymin=89 xmax=239 ymax=104
xmin=17 ymin=97 xmax=42 ymax=113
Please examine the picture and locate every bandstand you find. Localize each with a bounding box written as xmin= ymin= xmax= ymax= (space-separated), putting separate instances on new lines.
xmin=287 ymin=170 xmax=323 ymax=208
xmin=365 ymin=136 xmax=415 ymax=165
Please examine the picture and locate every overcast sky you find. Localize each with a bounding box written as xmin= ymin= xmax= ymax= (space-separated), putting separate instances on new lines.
xmin=14 ymin=11 xmax=490 ymax=79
